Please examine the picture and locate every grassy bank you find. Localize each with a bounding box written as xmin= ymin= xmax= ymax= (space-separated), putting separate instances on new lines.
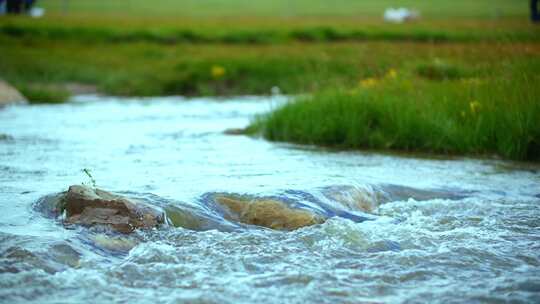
xmin=17 ymin=84 xmax=70 ymax=104
xmin=248 ymin=59 xmax=540 ymax=161
xmin=1 ymin=36 xmax=539 ymax=97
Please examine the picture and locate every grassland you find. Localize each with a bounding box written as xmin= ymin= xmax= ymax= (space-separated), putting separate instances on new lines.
xmin=38 ymin=0 xmax=528 ymax=18
xmin=0 ymin=0 xmax=539 ymax=160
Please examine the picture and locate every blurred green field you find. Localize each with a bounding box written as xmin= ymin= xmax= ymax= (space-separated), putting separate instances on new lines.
xmin=40 ymin=0 xmax=527 ymax=18
xmin=1 ymin=0 xmax=536 ymax=46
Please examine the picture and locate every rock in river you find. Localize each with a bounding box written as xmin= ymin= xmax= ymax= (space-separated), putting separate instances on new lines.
xmin=58 ymin=185 xmax=165 ymax=233
xmin=213 ymin=195 xmax=325 ymax=230
xmin=0 ymin=80 xmax=26 ymax=106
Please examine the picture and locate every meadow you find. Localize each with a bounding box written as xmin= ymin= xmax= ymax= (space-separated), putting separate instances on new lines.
xmin=0 ymin=0 xmax=538 ymax=160
xmin=37 ymin=0 xmax=529 ymax=18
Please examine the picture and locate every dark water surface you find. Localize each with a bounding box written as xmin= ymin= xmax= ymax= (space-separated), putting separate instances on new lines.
xmin=0 ymin=95 xmax=539 ymax=303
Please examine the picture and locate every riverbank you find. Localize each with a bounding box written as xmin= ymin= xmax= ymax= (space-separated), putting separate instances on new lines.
xmin=3 ymin=39 xmax=539 ymax=160
xmin=1 ymin=0 xmax=538 ymax=159
xmin=247 ymin=69 xmax=540 ymax=161
xmin=244 ymin=41 xmax=540 ymax=161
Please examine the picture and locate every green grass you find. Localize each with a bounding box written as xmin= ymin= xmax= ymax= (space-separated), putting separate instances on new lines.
xmin=0 ymin=36 xmax=368 ymax=96
xmin=39 ymin=0 xmax=528 ymax=18
xmin=3 ymin=22 xmax=537 ymax=44
xmin=248 ymin=59 xmax=540 ymax=161
xmin=3 ymin=37 xmax=536 ymax=97
xmin=415 ymin=60 xmax=470 ymax=80
xmin=1 ymin=15 xmax=537 ymax=45
xmin=17 ymin=84 xmax=70 ymax=104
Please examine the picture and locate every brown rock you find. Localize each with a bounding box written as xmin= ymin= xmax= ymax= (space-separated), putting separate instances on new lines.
xmin=214 ymin=195 xmax=325 ymax=231
xmin=0 ymin=80 xmax=26 ymax=106
xmin=223 ymin=128 xmax=247 ymax=135
xmin=63 ymin=185 xmax=165 ymax=233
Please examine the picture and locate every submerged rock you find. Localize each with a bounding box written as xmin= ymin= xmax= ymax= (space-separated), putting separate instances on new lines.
xmin=164 ymin=204 xmax=239 ymax=232
xmin=0 ymin=134 xmax=14 ymax=141
xmin=214 ymin=195 xmax=325 ymax=230
xmin=321 ymin=185 xmax=385 ymax=213
xmin=223 ymin=128 xmax=247 ymax=135
xmin=90 ymin=233 xmax=139 ymax=252
xmin=60 ymin=185 xmax=165 ymax=234
xmin=0 ymin=232 xmax=82 ymax=274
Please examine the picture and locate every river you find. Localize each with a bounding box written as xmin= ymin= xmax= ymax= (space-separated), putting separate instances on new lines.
xmin=0 ymin=95 xmax=539 ymax=303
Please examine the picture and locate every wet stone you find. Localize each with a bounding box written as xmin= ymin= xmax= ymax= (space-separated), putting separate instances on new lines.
xmin=60 ymin=185 xmax=165 ymax=234
xmin=90 ymin=233 xmax=139 ymax=252
xmin=0 ymin=134 xmax=14 ymax=141
xmin=213 ymin=194 xmax=326 ymax=230
xmin=223 ymin=128 xmax=247 ymax=135
xmin=0 ymin=80 xmax=26 ymax=106
xmin=0 ymin=241 xmax=82 ymax=274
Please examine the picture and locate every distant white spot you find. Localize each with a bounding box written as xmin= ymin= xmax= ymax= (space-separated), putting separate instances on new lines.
xmin=30 ymin=7 xmax=45 ymax=18
xmin=383 ymin=8 xmax=420 ymax=23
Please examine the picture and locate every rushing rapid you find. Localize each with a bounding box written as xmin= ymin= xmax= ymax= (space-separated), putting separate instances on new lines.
xmin=0 ymin=95 xmax=539 ymax=303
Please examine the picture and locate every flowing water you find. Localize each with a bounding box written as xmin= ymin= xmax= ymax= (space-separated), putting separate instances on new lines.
xmin=0 ymin=95 xmax=539 ymax=303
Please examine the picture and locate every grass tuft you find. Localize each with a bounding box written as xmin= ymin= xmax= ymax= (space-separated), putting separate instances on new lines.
xmin=250 ymin=68 xmax=540 ymax=161
xmin=17 ymin=84 xmax=70 ymax=104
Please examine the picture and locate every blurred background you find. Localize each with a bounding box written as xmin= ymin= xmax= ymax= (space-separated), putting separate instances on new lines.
xmin=0 ymin=0 xmax=537 ymax=98
xmin=1 ymin=0 xmax=531 ymax=17
xmin=0 ymin=0 xmax=539 ymax=160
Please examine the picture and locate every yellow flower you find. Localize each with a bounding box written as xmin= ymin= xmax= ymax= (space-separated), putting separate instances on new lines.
xmin=469 ymin=100 xmax=481 ymax=114
xmin=386 ymin=68 xmax=397 ymax=79
xmin=359 ymin=77 xmax=378 ymax=88
xmin=211 ymin=65 xmax=226 ymax=79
